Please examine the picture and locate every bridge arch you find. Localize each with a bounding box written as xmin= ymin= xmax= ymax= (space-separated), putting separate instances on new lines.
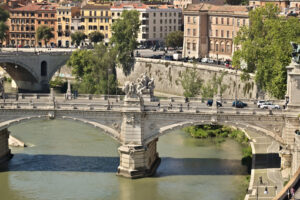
xmin=0 ymin=59 xmax=39 ymax=82
xmin=144 ymin=120 xmax=285 ymax=145
xmin=0 ymin=116 xmax=121 ymax=143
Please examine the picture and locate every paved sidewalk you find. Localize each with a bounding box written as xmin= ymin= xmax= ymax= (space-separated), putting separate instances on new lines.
xmin=246 ymin=130 xmax=283 ymax=200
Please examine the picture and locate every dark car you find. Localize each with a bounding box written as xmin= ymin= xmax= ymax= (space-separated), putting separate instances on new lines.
xmin=151 ymin=55 xmax=162 ymax=59
xmin=207 ymin=99 xmax=222 ymax=107
xmin=232 ymin=100 xmax=248 ymax=108
xmin=164 ymin=55 xmax=173 ymax=61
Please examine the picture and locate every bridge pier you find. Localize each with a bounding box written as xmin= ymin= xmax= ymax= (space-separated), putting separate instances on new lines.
xmin=117 ymin=139 xmax=160 ymax=178
xmin=0 ymin=128 xmax=12 ymax=164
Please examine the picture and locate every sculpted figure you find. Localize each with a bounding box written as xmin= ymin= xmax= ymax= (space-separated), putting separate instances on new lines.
xmin=0 ymin=76 xmax=4 ymax=98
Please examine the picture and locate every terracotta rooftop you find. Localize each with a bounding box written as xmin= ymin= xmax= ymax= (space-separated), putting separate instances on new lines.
xmin=11 ymin=3 xmax=42 ymax=11
xmin=111 ymin=3 xmax=179 ymax=9
xmin=185 ymin=3 xmax=249 ymax=12
xmin=82 ymin=4 xmax=111 ymax=9
xmin=11 ymin=3 xmax=57 ymax=11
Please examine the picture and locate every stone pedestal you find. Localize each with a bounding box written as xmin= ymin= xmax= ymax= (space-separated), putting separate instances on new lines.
xmin=286 ymin=61 xmax=300 ymax=111
xmin=0 ymin=128 xmax=12 ymax=164
xmin=117 ymin=139 xmax=160 ymax=178
xmin=279 ymin=148 xmax=292 ymax=180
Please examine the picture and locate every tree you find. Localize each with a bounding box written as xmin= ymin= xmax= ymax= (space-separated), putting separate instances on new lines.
xmin=88 ymin=31 xmax=104 ymax=44
xmin=0 ymin=7 xmax=9 ymax=44
xmin=71 ymin=31 xmax=87 ymax=47
xmin=200 ymin=72 xmax=228 ymax=99
xmin=110 ymin=10 xmax=140 ymax=75
xmin=67 ymin=44 xmax=117 ymax=94
xmin=233 ymin=4 xmax=300 ymax=99
xmin=36 ymin=25 xmax=54 ymax=47
xmin=165 ymin=31 xmax=183 ymax=49
xmin=180 ymin=68 xmax=203 ymax=97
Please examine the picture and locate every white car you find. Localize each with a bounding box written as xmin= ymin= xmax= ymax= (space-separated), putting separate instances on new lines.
xmin=260 ymin=102 xmax=280 ymax=109
xmin=257 ymin=100 xmax=266 ymax=108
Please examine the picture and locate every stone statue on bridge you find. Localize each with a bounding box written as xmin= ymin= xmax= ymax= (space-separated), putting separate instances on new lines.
xmin=291 ymin=42 xmax=300 ymax=64
xmin=0 ymin=76 xmax=4 ymax=99
xmin=123 ymin=73 xmax=155 ymax=100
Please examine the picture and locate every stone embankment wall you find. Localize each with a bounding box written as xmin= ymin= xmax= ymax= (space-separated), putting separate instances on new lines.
xmin=117 ymin=58 xmax=258 ymax=99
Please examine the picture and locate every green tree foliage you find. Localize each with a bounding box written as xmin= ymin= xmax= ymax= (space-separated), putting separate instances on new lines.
xmin=226 ymin=0 xmax=249 ymax=5
xmin=201 ymin=72 xmax=228 ymax=99
xmin=67 ymin=44 xmax=117 ymax=94
xmin=0 ymin=7 xmax=9 ymax=43
xmin=233 ymin=4 xmax=300 ymax=99
xmin=110 ymin=10 xmax=140 ymax=75
xmin=71 ymin=31 xmax=87 ymax=47
xmin=88 ymin=31 xmax=104 ymax=44
xmin=180 ymin=68 xmax=203 ymax=97
xmin=36 ymin=25 xmax=54 ymax=47
xmin=165 ymin=31 xmax=183 ymax=49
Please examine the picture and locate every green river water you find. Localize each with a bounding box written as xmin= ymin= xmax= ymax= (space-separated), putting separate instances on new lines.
xmin=0 ymin=119 xmax=248 ymax=200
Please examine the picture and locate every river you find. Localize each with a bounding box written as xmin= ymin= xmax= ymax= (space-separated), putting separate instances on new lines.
xmin=0 ymin=119 xmax=248 ymax=200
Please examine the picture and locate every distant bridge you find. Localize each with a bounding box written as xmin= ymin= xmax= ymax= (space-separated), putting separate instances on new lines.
xmin=0 ymin=49 xmax=72 ymax=92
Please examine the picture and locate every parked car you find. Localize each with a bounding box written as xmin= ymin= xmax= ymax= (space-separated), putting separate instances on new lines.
xmin=173 ymin=53 xmax=182 ymax=61
xmin=260 ymin=102 xmax=280 ymax=109
xmin=201 ymin=57 xmax=209 ymax=63
xmin=257 ymin=100 xmax=266 ymax=108
xmin=207 ymin=99 xmax=222 ymax=107
xmin=151 ymin=55 xmax=162 ymax=59
xmin=164 ymin=55 xmax=173 ymax=61
xmin=232 ymin=100 xmax=248 ymax=108
xmin=208 ymin=59 xmax=214 ymax=64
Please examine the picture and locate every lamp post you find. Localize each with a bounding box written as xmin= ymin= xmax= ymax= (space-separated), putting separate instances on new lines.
xmin=235 ymin=67 xmax=238 ymax=108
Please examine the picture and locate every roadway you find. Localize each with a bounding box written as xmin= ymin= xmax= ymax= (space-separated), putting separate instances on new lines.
xmin=246 ymin=130 xmax=283 ymax=200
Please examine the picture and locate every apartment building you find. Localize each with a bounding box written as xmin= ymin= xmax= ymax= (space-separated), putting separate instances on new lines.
xmin=80 ymin=3 xmax=111 ymax=43
xmin=183 ymin=3 xmax=249 ymax=60
xmin=249 ymin=0 xmax=290 ymax=10
xmin=111 ymin=3 xmax=182 ymax=46
xmin=173 ymin=0 xmax=224 ymax=9
xmin=35 ymin=3 xmax=57 ymax=47
xmin=56 ymin=3 xmax=80 ymax=47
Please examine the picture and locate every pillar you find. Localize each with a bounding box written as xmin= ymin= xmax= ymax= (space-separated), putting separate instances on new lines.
xmin=117 ymin=139 xmax=161 ymax=178
xmin=0 ymin=128 xmax=12 ymax=164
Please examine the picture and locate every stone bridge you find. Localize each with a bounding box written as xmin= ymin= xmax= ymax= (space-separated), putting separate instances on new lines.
xmin=0 ymin=92 xmax=298 ymax=179
xmin=0 ymin=50 xmax=72 ymax=92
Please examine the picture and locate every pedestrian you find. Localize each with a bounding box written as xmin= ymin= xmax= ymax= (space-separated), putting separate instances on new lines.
xmin=291 ymin=187 xmax=295 ymax=197
xmin=187 ymin=102 xmax=190 ymax=110
xmin=264 ymin=186 xmax=268 ymax=194
xmin=259 ymin=176 xmax=263 ymax=185
xmin=157 ymin=102 xmax=160 ymax=108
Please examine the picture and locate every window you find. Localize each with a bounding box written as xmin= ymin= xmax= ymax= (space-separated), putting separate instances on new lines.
xmin=215 ymin=43 xmax=219 ymax=51
xmin=153 ymin=27 xmax=156 ymax=32
xmin=58 ymin=18 xmax=61 ymax=22
xmin=169 ymin=13 xmax=171 ymax=17
xmin=227 ymin=18 xmax=229 ymax=25
xmin=192 ymin=42 xmax=196 ymax=51
xmin=243 ymin=19 xmax=245 ymax=26
xmin=226 ymin=42 xmax=231 ymax=52
xmin=187 ymin=42 xmax=190 ymax=50
xmin=45 ymin=14 xmax=48 ymax=17
xmin=221 ymin=42 xmax=225 ymax=52
xmin=215 ymin=30 xmax=218 ymax=37
xmin=41 ymin=61 xmax=47 ymax=76
xmin=105 ymin=18 xmax=109 ymax=23
xmin=105 ymin=34 xmax=108 ymax=38
xmin=174 ymin=19 xmax=176 ymax=23
xmin=112 ymin=12 xmax=114 ymax=16
xmin=101 ymin=11 xmax=103 ymax=16
xmin=66 ymin=25 xmax=69 ymax=30
xmin=105 ymin=26 xmax=108 ymax=30
xmin=169 ymin=26 xmax=171 ymax=31
xmin=51 ymin=14 xmax=54 ymax=18
xmin=38 ymin=21 xmax=41 ymax=24
xmin=210 ymin=41 xmax=214 ymax=51
xmin=153 ymin=19 xmax=156 ymax=24
xmin=232 ymin=18 xmax=234 ymax=25
xmin=106 ymin=11 xmax=108 ymax=16
xmin=153 ymin=13 xmax=156 ymax=17
xmin=93 ymin=26 xmax=97 ymax=30
xmin=165 ymin=19 xmax=167 ymax=24
xmin=89 ymin=11 xmax=92 ymax=16
xmin=89 ymin=18 xmax=93 ymax=22
xmin=94 ymin=11 xmax=96 ymax=16
xmin=174 ymin=12 xmax=176 ymax=16
xmin=221 ymin=18 xmax=224 ymax=24
xmin=237 ymin=19 xmax=240 ymax=26
xmin=88 ymin=26 xmax=93 ymax=30
xmin=160 ymin=19 xmax=163 ymax=24
xmin=187 ymin=29 xmax=190 ymax=35
xmin=169 ymin=19 xmax=172 ymax=24
xmin=165 ymin=13 xmax=167 ymax=17
xmin=153 ymin=33 xmax=156 ymax=38
xmin=160 ymin=12 xmax=162 ymax=17
xmin=187 ymin=16 xmax=190 ymax=23
xmin=160 ymin=26 xmax=163 ymax=31
xmin=216 ymin=17 xmax=218 ymax=24
xmin=38 ymin=14 xmax=42 ymax=17
xmin=82 ymin=11 xmax=84 ymax=16
xmin=100 ymin=26 xmax=104 ymax=30
xmin=227 ymin=31 xmax=229 ymax=38
xmin=193 ymin=17 xmax=196 ymax=24
xmin=221 ymin=30 xmax=223 ymax=37
xmin=193 ymin=29 xmax=196 ymax=36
